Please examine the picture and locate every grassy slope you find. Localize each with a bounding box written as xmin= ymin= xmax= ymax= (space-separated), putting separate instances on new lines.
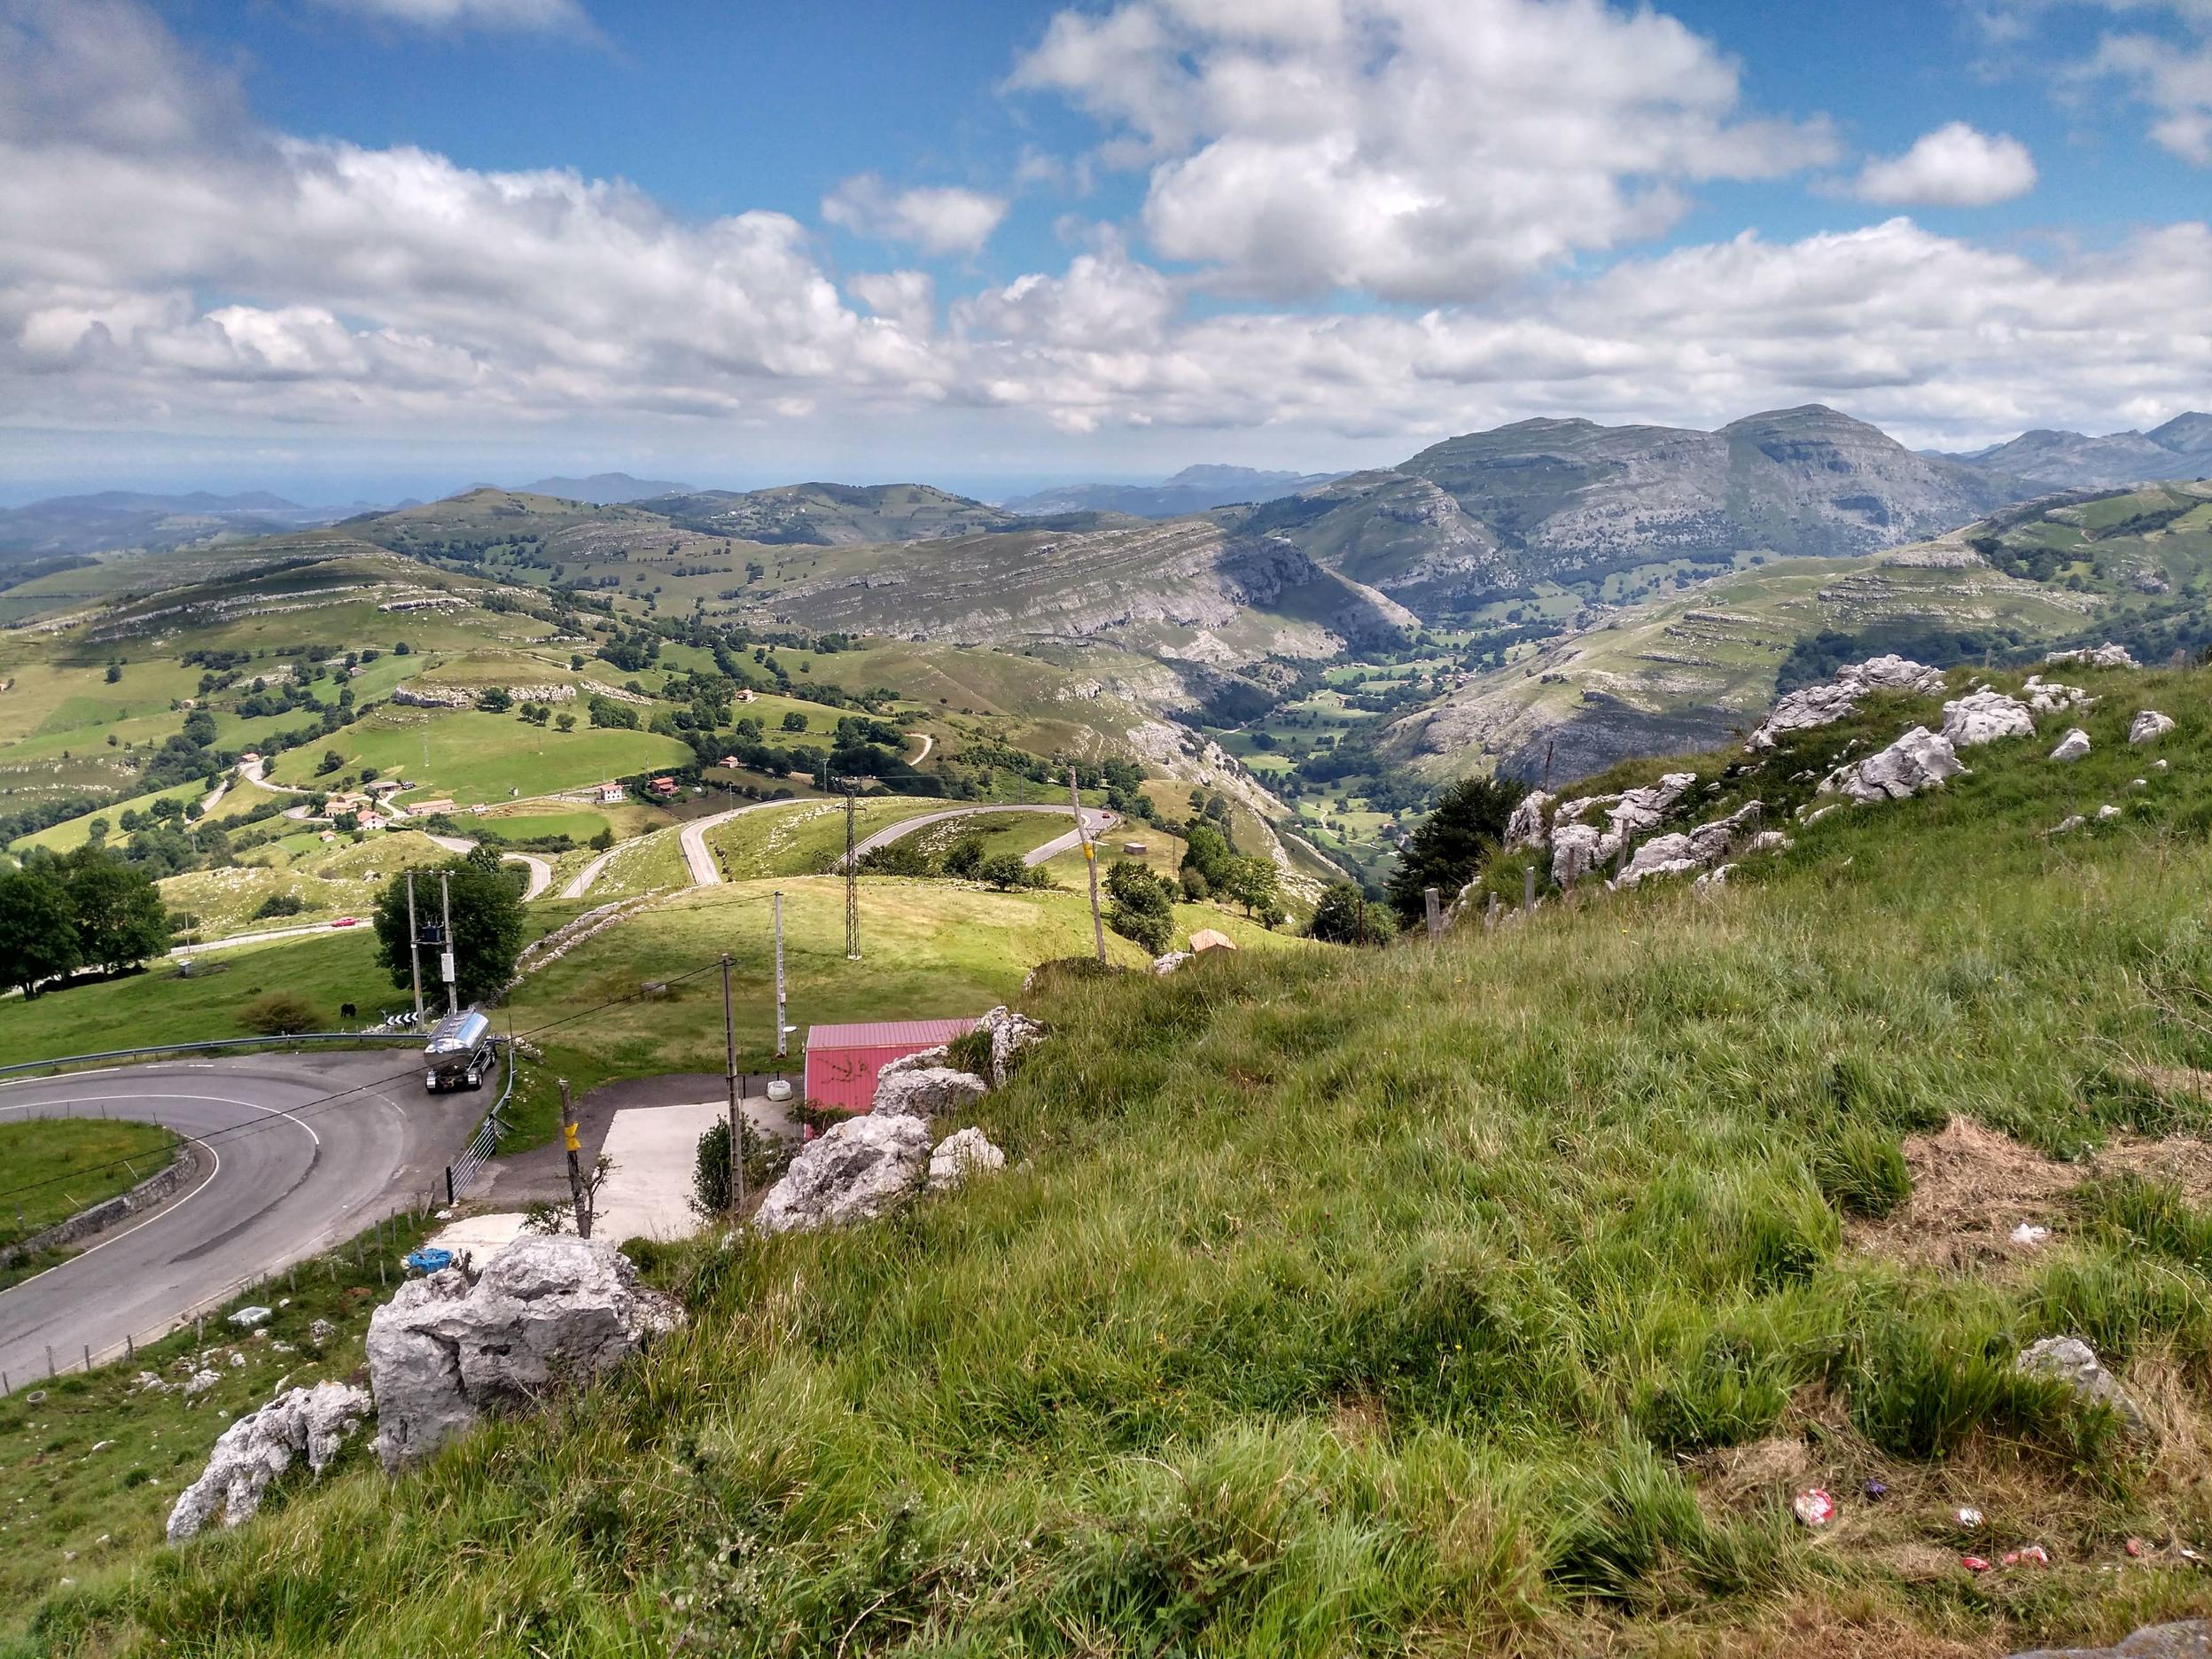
xmin=0 ymin=1119 xmax=175 ymax=1250
xmin=0 ymin=933 xmax=396 ymax=1062
xmin=33 ymin=661 xmax=2212 ymax=1656
xmin=263 ymin=708 xmax=693 ymax=806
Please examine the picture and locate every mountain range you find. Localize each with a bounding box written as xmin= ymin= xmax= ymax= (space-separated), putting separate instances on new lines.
xmin=517 ymin=471 xmax=692 ymax=502
xmin=1001 ymin=464 xmax=1345 ymax=519
xmin=0 ymin=490 xmax=362 ymax=565
xmin=1940 ymin=412 xmax=2212 ymax=490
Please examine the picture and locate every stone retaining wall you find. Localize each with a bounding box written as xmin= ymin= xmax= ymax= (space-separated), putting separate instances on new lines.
xmin=0 ymin=1142 xmax=198 ymax=1268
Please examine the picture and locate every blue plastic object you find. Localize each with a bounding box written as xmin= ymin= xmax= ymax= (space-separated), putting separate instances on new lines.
xmin=404 ymin=1246 xmax=455 ymax=1274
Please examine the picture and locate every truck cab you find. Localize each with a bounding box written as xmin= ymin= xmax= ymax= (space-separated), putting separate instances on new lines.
xmin=423 ymin=1009 xmax=494 ymax=1093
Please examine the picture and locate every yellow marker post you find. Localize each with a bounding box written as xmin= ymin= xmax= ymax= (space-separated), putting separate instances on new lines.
xmin=564 ymin=1122 xmax=580 ymax=1152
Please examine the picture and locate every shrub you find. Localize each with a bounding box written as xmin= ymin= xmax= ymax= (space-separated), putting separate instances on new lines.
xmin=692 ymin=1115 xmax=789 ymax=1216
xmin=252 ymin=892 xmax=308 ymax=921
xmin=240 ymin=990 xmax=323 ymax=1034
xmin=978 ymin=851 xmax=1040 ymax=891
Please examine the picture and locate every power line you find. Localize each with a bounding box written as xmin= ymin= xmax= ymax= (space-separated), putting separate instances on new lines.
xmin=0 ymin=905 xmax=787 ymax=1209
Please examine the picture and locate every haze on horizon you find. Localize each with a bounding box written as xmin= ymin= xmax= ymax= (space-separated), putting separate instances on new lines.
xmin=4 ymin=0 xmax=2211 ymax=503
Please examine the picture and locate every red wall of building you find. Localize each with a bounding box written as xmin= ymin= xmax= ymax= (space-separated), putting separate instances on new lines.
xmin=804 ymin=1041 xmax=935 ymax=1112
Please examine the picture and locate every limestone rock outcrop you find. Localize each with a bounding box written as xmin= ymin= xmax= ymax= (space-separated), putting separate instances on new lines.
xmin=754 ymin=1114 xmax=931 ymax=1235
xmin=1549 ymin=773 xmax=1697 ymax=884
xmin=927 ymin=1126 xmax=1006 ymax=1192
xmin=1821 ymin=727 xmax=1963 ymax=803
xmin=2050 ymin=728 xmax=2092 ymax=762
xmin=166 ymin=1381 xmax=372 ymax=1542
xmin=1746 ymin=655 xmax=1944 ymax=751
xmin=2024 ymin=674 xmax=2091 ymax=713
xmin=2130 ymin=710 xmax=2176 ymax=745
xmin=1615 ymin=801 xmax=1763 ymax=888
xmin=871 ymin=1066 xmax=987 ymax=1122
xmin=366 ymin=1236 xmax=681 ymax=1472
xmin=977 ymin=1005 xmax=1044 ymax=1086
xmin=1504 ymin=790 xmax=1554 ymax=850
xmin=1940 ymin=689 xmax=2037 ymax=748
xmin=2045 ymin=643 xmax=2139 ymax=670
xmin=1151 ymin=951 xmax=1191 ymax=975
xmin=2006 ymin=1621 xmax=2209 ymax=1659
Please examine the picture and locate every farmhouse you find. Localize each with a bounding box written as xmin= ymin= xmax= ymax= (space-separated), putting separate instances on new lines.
xmin=596 ymin=781 xmax=625 ymax=805
xmin=647 ymin=776 xmax=679 ymax=799
xmin=803 ymin=1016 xmax=981 ymax=1112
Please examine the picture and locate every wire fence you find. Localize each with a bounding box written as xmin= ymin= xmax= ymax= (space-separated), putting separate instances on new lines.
xmin=445 ymin=1045 xmax=514 ymax=1203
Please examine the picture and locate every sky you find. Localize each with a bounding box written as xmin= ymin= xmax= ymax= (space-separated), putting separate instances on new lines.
xmin=2 ymin=0 xmax=2210 ymax=503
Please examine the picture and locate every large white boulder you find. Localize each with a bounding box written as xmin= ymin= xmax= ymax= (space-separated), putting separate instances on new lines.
xmin=876 ymin=1046 xmax=949 ymax=1080
xmin=977 ymin=1005 xmax=1044 ymax=1086
xmin=754 ymin=1113 xmax=931 ymax=1235
xmin=1616 ymin=801 xmax=1762 ymax=888
xmin=366 ymin=1235 xmax=681 ymax=1472
xmin=1549 ymin=821 xmax=1606 ymax=887
xmin=2016 ymin=1336 xmax=2146 ymax=1436
xmin=1504 ymin=789 xmax=1554 ymax=850
xmin=927 ymin=1126 xmax=1006 ymax=1192
xmin=1940 ymin=689 xmax=2037 ymax=748
xmin=871 ymin=1066 xmax=987 ymax=1122
xmin=166 ymin=1381 xmax=371 ymax=1542
xmin=1747 ymin=655 xmax=1945 ymax=751
xmin=2050 ymin=728 xmax=2092 ymax=763
xmin=2130 ymin=710 xmax=2176 ymax=745
xmin=1822 ymin=727 xmax=1963 ymax=803
xmin=1550 ymin=773 xmax=1697 ymax=882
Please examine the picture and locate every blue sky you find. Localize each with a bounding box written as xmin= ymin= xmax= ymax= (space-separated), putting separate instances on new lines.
xmin=3 ymin=0 xmax=2209 ymax=502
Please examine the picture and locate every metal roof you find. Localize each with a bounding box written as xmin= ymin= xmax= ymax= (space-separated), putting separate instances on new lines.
xmin=805 ymin=1016 xmax=980 ymax=1049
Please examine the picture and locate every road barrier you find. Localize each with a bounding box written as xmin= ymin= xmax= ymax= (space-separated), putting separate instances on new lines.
xmin=445 ymin=1044 xmax=515 ymax=1203
xmin=0 ymin=1031 xmax=421 ymax=1081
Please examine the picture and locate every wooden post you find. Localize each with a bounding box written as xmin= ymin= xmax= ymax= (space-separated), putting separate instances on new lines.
xmin=1486 ymin=892 xmax=1499 ymax=931
xmin=1523 ymin=867 xmax=1535 ymax=915
xmin=1071 ymin=767 xmax=1106 ymax=965
xmin=561 ymin=1079 xmax=589 ymax=1240
xmin=1423 ymin=885 xmax=1442 ymax=942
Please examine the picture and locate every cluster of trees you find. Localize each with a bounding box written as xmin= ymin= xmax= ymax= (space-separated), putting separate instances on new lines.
xmin=0 ymin=849 xmax=173 ymax=996
xmin=1180 ymin=822 xmax=1283 ymax=927
xmin=857 ymin=833 xmax=1048 ymax=892
xmin=1382 ymin=774 xmax=1528 ymax=926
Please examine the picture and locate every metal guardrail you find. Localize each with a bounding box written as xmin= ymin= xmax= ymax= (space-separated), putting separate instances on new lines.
xmin=0 ymin=1030 xmax=421 ymax=1081
xmin=445 ymin=1044 xmax=515 ymax=1203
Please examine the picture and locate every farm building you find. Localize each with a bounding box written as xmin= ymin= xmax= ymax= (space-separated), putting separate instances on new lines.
xmin=648 ymin=776 xmax=680 ymax=798
xmin=804 ymin=1016 xmax=981 ymax=1112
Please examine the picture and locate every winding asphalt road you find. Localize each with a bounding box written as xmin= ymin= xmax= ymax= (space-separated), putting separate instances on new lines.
xmin=840 ymin=803 xmax=1118 ymax=870
xmin=0 ymin=1052 xmax=482 ymax=1382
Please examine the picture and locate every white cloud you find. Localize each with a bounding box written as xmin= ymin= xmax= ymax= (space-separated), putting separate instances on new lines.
xmin=1985 ymin=1 xmax=2212 ymax=164
xmin=1853 ymin=122 xmax=2038 ymax=206
xmin=2 ymin=0 xmax=2208 ymax=465
xmin=312 ymin=0 xmax=595 ymax=33
xmin=822 ymin=175 xmax=1009 ymax=255
xmin=1010 ymin=0 xmax=1838 ymax=302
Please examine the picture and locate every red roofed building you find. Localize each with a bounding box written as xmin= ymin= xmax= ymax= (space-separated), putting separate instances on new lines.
xmin=803 ymin=1016 xmax=981 ymax=1112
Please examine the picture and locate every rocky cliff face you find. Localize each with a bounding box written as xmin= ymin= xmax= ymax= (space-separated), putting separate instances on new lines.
xmin=1250 ymin=405 xmax=2030 ymax=617
xmin=1950 ymin=414 xmax=2212 ymax=489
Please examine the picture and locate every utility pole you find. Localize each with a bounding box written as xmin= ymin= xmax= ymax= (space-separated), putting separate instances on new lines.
xmin=721 ymin=954 xmax=746 ymax=1220
xmin=559 ymin=1079 xmax=589 ymax=1239
xmin=773 ymin=890 xmax=787 ymax=1059
xmin=439 ymin=871 xmax=457 ymax=1015
xmin=1071 ymin=766 xmax=1106 ymax=965
xmin=403 ymin=872 xmax=424 ymax=1023
xmin=844 ymin=786 xmax=861 ymax=961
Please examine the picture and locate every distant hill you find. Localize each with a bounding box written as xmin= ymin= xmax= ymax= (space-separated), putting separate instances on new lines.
xmin=1240 ymin=404 xmax=2029 ymax=615
xmin=518 ymin=472 xmax=692 ymax=502
xmin=0 ymin=490 xmax=351 ymax=564
xmin=1002 ymin=464 xmax=1344 ymax=519
xmin=1943 ymin=413 xmax=2212 ymax=489
xmin=644 ymin=482 xmax=1018 ymax=546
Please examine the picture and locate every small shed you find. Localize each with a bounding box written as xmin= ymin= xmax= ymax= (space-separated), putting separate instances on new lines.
xmin=804 ymin=1016 xmax=980 ymax=1113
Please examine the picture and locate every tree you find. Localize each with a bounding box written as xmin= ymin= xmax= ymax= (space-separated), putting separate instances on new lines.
xmin=65 ymin=853 xmax=172 ymax=974
xmin=1385 ymin=774 xmax=1529 ymax=926
xmin=1222 ymin=854 xmax=1281 ymax=922
xmin=556 ymin=713 xmax=577 ymax=733
xmin=1310 ymin=883 xmax=1392 ymax=946
xmin=782 ymin=711 xmax=808 ymax=732
xmin=316 ymin=749 xmax=345 ymax=775
xmin=477 ymin=686 xmax=513 ymax=713
xmin=1180 ymin=822 xmax=1236 ymax=892
xmin=370 ymin=847 xmax=526 ymax=1007
xmin=0 ymin=868 xmax=81 ymax=995
xmin=1104 ymin=858 xmax=1176 ymax=954
xmin=977 ymin=852 xmax=1036 ymax=891
xmin=105 ymin=663 xmax=121 ymax=684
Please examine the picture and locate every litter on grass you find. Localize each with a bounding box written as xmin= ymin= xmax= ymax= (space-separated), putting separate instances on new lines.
xmin=1792 ymin=1488 xmax=1835 ymax=1527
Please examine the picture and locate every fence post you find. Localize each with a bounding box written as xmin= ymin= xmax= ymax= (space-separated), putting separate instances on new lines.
xmin=1485 ymin=892 xmax=1499 ymax=931
xmin=1423 ymin=886 xmax=1442 ymax=943
xmin=46 ymin=1345 xmax=55 ymax=1378
xmin=1523 ymin=867 xmax=1535 ymax=915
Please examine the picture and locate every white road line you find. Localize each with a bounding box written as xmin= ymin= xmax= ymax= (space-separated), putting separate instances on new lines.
xmin=0 ymin=1090 xmax=323 ymax=1147
xmin=0 ymin=1138 xmax=221 ymax=1296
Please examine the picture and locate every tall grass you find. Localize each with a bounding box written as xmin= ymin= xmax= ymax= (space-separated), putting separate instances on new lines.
xmin=26 ymin=661 xmax=2212 ymax=1655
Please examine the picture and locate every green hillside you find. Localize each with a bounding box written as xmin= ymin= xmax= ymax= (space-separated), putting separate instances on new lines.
xmin=26 ymin=658 xmax=2212 ymax=1656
